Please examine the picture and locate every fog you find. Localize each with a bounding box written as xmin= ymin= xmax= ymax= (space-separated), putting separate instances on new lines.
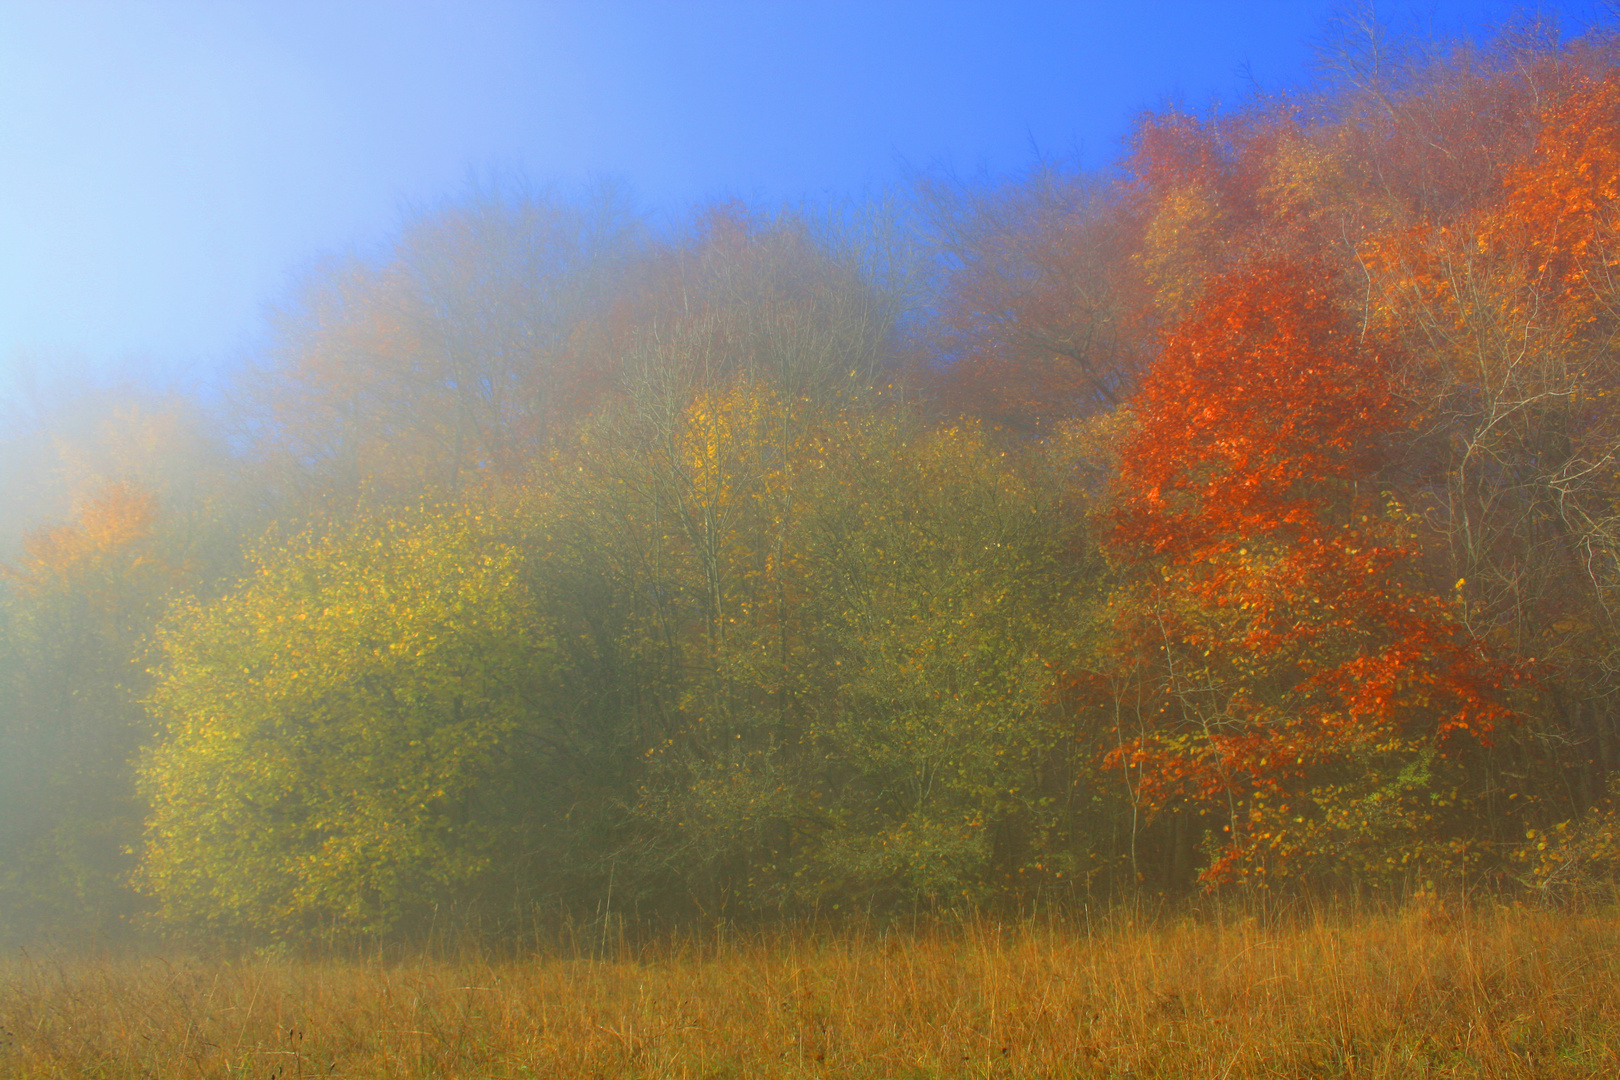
xmin=3 ymin=4 xmax=1619 ymax=947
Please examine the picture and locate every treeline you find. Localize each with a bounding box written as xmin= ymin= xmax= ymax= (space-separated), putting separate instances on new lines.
xmin=4 ymin=18 xmax=1620 ymax=941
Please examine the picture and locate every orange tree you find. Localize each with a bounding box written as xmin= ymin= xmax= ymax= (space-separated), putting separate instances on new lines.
xmin=1102 ymin=256 xmax=1512 ymax=890
xmin=1359 ymin=67 xmax=1620 ymax=831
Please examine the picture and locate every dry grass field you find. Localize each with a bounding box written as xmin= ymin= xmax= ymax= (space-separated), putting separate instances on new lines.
xmin=3 ymin=900 xmax=1619 ymax=1078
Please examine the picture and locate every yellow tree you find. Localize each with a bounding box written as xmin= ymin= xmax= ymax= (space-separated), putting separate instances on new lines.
xmin=139 ymin=499 xmax=555 ymax=937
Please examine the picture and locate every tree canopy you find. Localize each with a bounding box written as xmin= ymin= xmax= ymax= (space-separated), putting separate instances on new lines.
xmin=5 ymin=16 xmax=1620 ymax=941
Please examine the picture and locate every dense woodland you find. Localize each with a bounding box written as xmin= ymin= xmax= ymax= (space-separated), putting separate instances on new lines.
xmin=5 ymin=18 xmax=1620 ymax=943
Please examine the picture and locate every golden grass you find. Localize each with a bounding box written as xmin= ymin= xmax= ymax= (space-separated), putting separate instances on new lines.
xmin=3 ymin=901 xmax=1619 ymax=1078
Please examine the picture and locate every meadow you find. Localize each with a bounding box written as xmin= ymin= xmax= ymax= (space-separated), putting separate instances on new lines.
xmin=4 ymin=899 xmax=1619 ymax=1079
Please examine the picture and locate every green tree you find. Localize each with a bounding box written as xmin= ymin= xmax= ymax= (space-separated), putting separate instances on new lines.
xmin=524 ymin=205 xmax=914 ymax=917
xmin=794 ymin=416 xmax=1096 ymax=908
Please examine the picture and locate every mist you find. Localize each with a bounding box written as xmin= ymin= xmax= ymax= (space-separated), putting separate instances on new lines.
xmin=3 ymin=1 xmax=1619 ymax=957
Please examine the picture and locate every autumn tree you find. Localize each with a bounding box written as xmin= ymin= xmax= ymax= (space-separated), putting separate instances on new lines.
xmin=791 ymin=415 xmax=1098 ymax=908
xmin=547 ymin=396 xmax=1100 ymax=914
xmin=915 ymin=166 xmax=1149 ymax=432
xmin=0 ymin=481 xmax=179 ymax=938
xmin=1360 ymin=62 xmax=1620 ymax=825
xmin=1104 ymin=257 xmax=1511 ymax=889
xmin=1308 ymin=12 xmax=1605 ymax=233
xmin=238 ymin=181 xmax=641 ymax=510
xmin=17 ymin=13 xmax=1620 ymax=942
xmin=523 ymin=204 xmax=928 ymax=915
xmin=139 ymin=499 xmax=556 ymax=937
xmin=564 ymin=375 xmax=829 ymax=915
xmin=0 ymin=371 xmax=239 ymax=568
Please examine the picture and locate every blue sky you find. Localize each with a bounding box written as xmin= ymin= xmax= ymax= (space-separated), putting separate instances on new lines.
xmin=1 ymin=1 xmax=1613 ymax=385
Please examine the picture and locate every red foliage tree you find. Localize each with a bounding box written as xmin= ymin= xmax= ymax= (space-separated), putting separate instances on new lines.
xmin=1104 ymin=256 xmax=1513 ymax=886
